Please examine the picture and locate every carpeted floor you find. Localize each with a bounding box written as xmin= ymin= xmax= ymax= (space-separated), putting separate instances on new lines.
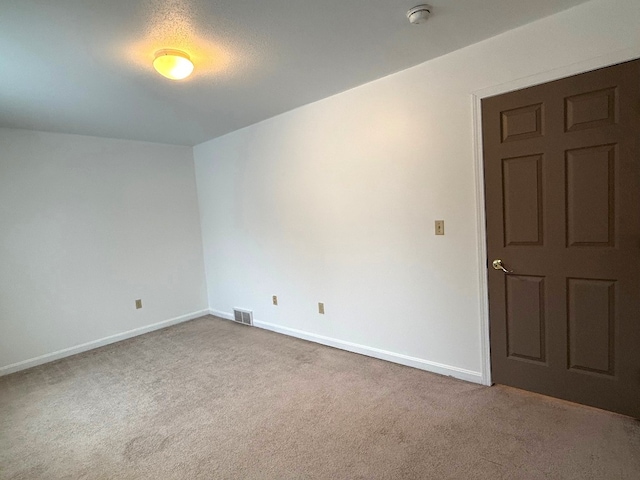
xmin=1 ymin=316 xmax=638 ymax=479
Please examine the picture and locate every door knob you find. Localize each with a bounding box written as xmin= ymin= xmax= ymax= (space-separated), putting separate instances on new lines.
xmin=492 ymin=259 xmax=512 ymax=273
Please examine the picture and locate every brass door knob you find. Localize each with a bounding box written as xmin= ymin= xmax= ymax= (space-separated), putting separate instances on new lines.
xmin=492 ymin=259 xmax=512 ymax=273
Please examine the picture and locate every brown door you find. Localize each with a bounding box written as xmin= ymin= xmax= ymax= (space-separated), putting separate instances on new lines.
xmin=482 ymin=59 xmax=640 ymax=418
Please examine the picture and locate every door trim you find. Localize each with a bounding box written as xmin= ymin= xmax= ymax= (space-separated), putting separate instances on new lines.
xmin=471 ymin=47 xmax=640 ymax=387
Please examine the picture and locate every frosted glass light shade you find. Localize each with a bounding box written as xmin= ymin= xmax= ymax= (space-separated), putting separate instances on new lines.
xmin=153 ymin=49 xmax=194 ymax=80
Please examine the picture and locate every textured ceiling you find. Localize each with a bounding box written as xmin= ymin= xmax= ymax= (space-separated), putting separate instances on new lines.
xmin=1 ymin=0 xmax=590 ymax=146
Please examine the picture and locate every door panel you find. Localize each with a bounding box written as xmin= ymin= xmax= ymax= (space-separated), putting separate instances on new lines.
xmin=565 ymin=87 xmax=616 ymax=132
xmin=567 ymin=278 xmax=615 ymax=376
xmin=506 ymin=275 xmax=546 ymax=362
xmin=501 ymin=103 xmax=544 ymax=142
xmin=566 ymin=145 xmax=615 ymax=247
xmin=502 ymin=155 xmax=544 ymax=246
xmin=482 ymin=59 xmax=640 ymax=418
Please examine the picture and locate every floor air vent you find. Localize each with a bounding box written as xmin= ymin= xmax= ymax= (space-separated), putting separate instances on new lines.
xmin=233 ymin=308 xmax=253 ymax=326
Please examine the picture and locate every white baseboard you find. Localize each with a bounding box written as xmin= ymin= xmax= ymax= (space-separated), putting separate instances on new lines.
xmin=0 ymin=309 xmax=210 ymax=376
xmin=207 ymin=310 xmax=482 ymax=384
xmin=209 ymin=309 xmax=234 ymax=321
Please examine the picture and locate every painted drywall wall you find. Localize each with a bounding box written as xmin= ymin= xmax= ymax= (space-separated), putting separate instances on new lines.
xmin=0 ymin=129 xmax=208 ymax=371
xmin=193 ymin=0 xmax=640 ymax=381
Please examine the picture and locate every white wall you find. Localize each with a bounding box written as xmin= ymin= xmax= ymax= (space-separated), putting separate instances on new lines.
xmin=0 ymin=129 xmax=208 ymax=372
xmin=194 ymin=0 xmax=640 ymax=382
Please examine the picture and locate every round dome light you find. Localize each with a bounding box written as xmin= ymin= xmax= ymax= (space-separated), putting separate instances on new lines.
xmin=153 ymin=49 xmax=194 ymax=80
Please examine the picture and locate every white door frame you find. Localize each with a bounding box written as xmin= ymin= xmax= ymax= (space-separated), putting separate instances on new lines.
xmin=472 ymin=48 xmax=640 ymax=387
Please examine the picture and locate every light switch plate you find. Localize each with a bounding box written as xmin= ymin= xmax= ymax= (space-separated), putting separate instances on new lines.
xmin=272 ymin=295 xmax=278 ymax=306
xmin=318 ymin=302 xmax=325 ymax=314
xmin=435 ymin=220 xmax=445 ymax=235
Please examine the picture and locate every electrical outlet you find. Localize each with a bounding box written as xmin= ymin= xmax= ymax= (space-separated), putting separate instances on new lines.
xmin=272 ymin=295 xmax=278 ymax=306
xmin=318 ymin=302 xmax=325 ymax=315
xmin=135 ymin=299 xmax=142 ymax=309
xmin=435 ymin=220 xmax=445 ymax=235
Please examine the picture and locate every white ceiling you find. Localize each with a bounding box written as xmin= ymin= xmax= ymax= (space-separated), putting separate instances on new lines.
xmin=1 ymin=0 xmax=590 ymax=146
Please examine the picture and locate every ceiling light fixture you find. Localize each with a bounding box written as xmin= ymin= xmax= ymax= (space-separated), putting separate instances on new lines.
xmin=153 ymin=49 xmax=194 ymax=80
xmin=407 ymin=5 xmax=432 ymax=25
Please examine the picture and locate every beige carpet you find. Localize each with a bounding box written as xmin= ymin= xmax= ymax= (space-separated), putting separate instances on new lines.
xmin=1 ymin=316 xmax=638 ymax=479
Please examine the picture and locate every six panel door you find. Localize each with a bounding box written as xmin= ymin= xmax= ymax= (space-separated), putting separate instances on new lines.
xmin=482 ymin=59 xmax=640 ymax=418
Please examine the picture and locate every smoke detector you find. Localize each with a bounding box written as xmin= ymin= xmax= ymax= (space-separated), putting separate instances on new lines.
xmin=407 ymin=4 xmax=432 ymax=25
